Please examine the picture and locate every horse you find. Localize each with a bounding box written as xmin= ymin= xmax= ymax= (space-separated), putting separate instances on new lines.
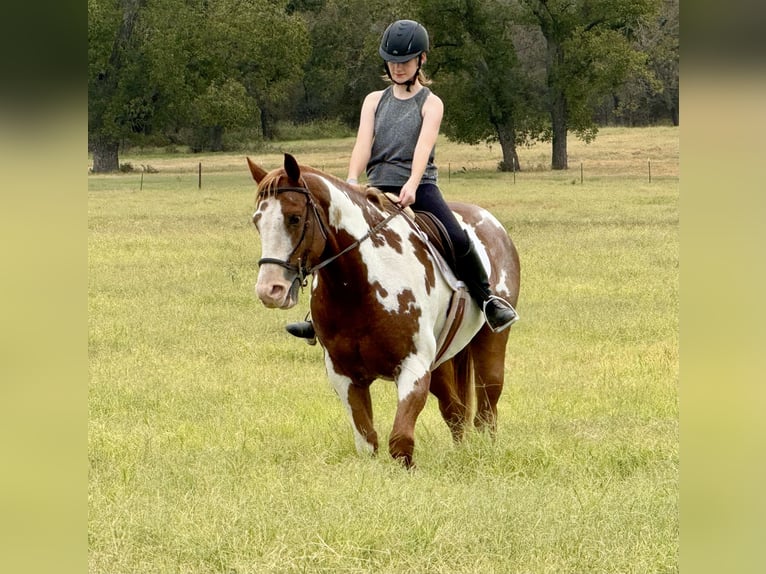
xmin=248 ymin=153 xmax=520 ymax=468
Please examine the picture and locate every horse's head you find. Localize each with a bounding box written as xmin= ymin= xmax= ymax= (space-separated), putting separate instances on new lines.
xmin=248 ymin=153 xmax=328 ymax=309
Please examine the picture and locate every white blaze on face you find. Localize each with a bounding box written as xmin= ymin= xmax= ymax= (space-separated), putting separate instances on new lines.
xmin=253 ymin=197 xmax=296 ymax=308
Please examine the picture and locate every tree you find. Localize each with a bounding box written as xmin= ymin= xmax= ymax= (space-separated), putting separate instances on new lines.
xmin=420 ymin=0 xmax=548 ymax=171
xmin=88 ymin=0 xmax=146 ymax=172
xmin=228 ymin=1 xmax=310 ymax=140
xmin=294 ymin=0 xmax=377 ymax=125
xmin=89 ymin=0 xmax=675 ymax=169
xmin=88 ymin=0 xmax=309 ymax=171
xmin=519 ymin=0 xmax=660 ymax=169
xmin=294 ymin=0 xmax=410 ymax=127
xmin=637 ymin=0 xmax=678 ymax=125
xmin=179 ymin=0 xmax=309 ymax=146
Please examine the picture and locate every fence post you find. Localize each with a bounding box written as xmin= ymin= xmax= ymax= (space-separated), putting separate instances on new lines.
xmin=198 ymin=162 xmax=202 ymax=189
xmin=512 ymin=158 xmax=516 ymax=184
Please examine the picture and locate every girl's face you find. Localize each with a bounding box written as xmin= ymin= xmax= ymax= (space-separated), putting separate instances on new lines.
xmin=387 ymin=54 xmax=425 ymax=84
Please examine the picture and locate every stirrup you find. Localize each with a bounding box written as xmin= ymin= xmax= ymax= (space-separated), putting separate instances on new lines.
xmin=482 ymin=296 xmax=519 ymax=333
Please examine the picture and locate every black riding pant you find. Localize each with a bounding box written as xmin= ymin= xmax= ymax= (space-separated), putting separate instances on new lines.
xmin=377 ymin=183 xmax=470 ymax=256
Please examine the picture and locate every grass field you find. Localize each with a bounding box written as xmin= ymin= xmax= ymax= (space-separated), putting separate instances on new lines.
xmin=88 ymin=127 xmax=678 ymax=573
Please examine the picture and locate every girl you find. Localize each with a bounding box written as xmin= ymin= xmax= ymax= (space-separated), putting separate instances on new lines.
xmin=287 ymin=19 xmax=518 ymax=342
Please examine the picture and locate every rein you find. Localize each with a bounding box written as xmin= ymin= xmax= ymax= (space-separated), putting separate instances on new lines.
xmin=257 ymin=184 xmax=404 ymax=285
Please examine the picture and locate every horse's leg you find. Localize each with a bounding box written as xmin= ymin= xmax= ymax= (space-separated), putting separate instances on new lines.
xmin=430 ymin=359 xmax=469 ymax=442
xmin=470 ymin=326 xmax=510 ymax=435
xmin=347 ymin=382 xmax=378 ymax=454
xmin=326 ymin=361 xmax=378 ymax=456
xmin=389 ymin=360 xmax=431 ymax=468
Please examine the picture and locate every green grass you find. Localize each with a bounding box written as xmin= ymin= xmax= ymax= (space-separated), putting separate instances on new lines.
xmin=89 ymin=127 xmax=678 ymax=573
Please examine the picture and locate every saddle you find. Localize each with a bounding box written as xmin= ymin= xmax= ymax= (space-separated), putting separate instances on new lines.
xmin=378 ymin=191 xmax=459 ymax=279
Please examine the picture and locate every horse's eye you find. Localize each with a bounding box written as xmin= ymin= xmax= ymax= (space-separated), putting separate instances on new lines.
xmin=287 ymin=214 xmax=301 ymax=226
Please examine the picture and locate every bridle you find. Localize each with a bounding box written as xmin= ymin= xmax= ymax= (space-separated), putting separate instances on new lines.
xmin=256 ymin=185 xmax=324 ymax=287
xmin=257 ymin=183 xmax=404 ymax=287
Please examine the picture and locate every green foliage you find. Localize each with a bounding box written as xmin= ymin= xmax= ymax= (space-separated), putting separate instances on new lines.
xmin=88 ymin=0 xmax=677 ymax=170
xmin=274 ymin=119 xmax=356 ymax=141
xmin=515 ymin=0 xmax=662 ymax=167
xmin=88 ymin=0 xmax=310 ymax=161
xmin=620 ymin=0 xmax=679 ymax=125
xmin=296 ymin=0 xmax=411 ymax=126
xmin=521 ymin=0 xmax=662 ymax=132
xmin=191 ymin=80 xmax=254 ymax=133
xmin=420 ymin=0 xmax=550 ymax=170
xmin=88 ymin=0 xmax=144 ymax=143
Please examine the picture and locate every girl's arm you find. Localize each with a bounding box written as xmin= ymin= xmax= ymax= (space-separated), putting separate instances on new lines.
xmin=397 ymin=92 xmax=444 ymax=207
xmin=347 ymin=91 xmax=382 ymax=183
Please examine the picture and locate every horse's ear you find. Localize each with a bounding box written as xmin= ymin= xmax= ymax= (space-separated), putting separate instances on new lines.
xmin=246 ymin=157 xmax=267 ymax=183
xmin=284 ymin=153 xmax=301 ymax=183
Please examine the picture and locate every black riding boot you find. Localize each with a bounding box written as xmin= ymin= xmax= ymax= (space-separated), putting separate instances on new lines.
xmin=285 ymin=320 xmax=317 ymax=345
xmin=455 ymin=242 xmax=519 ymax=332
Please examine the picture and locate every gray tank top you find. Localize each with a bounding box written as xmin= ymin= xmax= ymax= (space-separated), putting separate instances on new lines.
xmin=367 ymin=86 xmax=438 ymax=187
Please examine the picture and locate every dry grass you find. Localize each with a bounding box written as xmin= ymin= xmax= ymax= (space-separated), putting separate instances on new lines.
xmin=106 ymin=126 xmax=678 ymax=180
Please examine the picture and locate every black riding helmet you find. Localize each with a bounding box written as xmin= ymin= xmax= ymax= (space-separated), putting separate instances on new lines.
xmin=379 ymin=20 xmax=429 ymax=91
xmin=379 ymin=19 xmax=429 ymax=62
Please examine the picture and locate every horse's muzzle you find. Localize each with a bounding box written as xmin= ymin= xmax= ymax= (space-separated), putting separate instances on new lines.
xmin=255 ymin=274 xmax=301 ymax=309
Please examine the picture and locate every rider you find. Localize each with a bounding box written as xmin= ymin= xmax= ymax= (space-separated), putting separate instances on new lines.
xmin=286 ymin=19 xmax=518 ymax=343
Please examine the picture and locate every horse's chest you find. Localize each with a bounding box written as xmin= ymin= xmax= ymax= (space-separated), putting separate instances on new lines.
xmin=314 ymin=287 xmax=424 ymax=380
xmin=315 ymin=308 xmax=420 ymax=376
xmin=311 ymin=220 xmax=451 ymax=378
xmin=323 ymin=328 xmax=417 ymax=381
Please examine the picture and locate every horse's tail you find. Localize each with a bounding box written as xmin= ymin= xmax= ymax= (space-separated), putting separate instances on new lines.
xmin=452 ymin=346 xmax=476 ymax=427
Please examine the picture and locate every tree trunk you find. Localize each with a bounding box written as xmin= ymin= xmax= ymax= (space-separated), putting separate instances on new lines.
xmin=496 ymin=122 xmax=520 ymax=172
xmin=91 ymin=137 xmax=120 ymax=173
xmin=260 ymin=106 xmax=275 ymax=140
xmin=550 ymin=96 xmax=568 ymax=170
xmin=211 ymin=125 xmax=224 ymax=152
xmin=547 ymin=36 xmax=568 ymax=170
xmin=667 ymin=88 xmax=679 ymax=126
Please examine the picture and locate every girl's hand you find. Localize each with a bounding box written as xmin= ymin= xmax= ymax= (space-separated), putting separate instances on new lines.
xmin=397 ymin=183 xmax=417 ymax=208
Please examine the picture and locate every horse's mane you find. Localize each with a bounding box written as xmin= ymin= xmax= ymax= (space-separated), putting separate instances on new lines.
xmin=257 ymin=163 xmax=402 ymax=221
xmin=257 ymin=165 xmax=339 ymax=199
xmin=364 ymin=186 xmax=407 ymax=217
xmin=256 ymin=169 xmax=290 ymax=198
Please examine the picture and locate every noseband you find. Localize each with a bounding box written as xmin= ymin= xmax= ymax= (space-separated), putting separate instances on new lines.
xmin=257 ymin=183 xmax=404 ymax=285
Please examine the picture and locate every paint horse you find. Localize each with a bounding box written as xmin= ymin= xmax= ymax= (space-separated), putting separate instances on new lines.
xmin=248 ymin=154 xmax=520 ymax=467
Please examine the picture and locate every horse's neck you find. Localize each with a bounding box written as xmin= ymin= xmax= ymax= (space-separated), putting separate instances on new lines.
xmin=314 ymin=185 xmax=390 ymax=292
xmin=322 ymin=184 xmax=383 ymax=246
